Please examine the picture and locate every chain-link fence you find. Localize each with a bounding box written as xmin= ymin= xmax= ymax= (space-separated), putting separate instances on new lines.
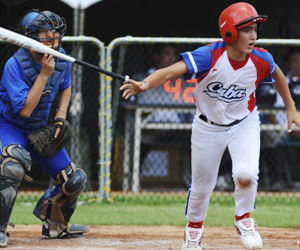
xmin=2 ymin=36 xmax=300 ymax=200
xmin=107 ymin=37 xmax=300 ymax=194
xmin=0 ymin=36 xmax=104 ymax=193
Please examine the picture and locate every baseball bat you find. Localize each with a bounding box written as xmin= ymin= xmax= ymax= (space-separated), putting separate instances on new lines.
xmin=0 ymin=27 xmax=129 ymax=82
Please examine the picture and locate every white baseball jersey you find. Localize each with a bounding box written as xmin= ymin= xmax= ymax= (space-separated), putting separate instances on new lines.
xmin=180 ymin=41 xmax=276 ymax=125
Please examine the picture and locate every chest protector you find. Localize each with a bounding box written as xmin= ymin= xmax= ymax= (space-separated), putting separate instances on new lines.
xmin=4 ymin=48 xmax=69 ymax=130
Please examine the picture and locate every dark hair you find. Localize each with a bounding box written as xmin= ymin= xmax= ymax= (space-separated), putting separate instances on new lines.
xmin=286 ymin=47 xmax=300 ymax=62
xmin=153 ymin=44 xmax=176 ymax=55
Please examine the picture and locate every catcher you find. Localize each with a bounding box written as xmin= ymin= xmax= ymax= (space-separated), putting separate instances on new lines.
xmin=0 ymin=10 xmax=88 ymax=247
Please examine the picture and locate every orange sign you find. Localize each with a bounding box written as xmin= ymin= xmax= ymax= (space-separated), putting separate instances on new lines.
xmin=163 ymin=78 xmax=197 ymax=103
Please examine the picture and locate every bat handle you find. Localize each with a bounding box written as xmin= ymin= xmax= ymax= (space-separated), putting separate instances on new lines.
xmin=124 ymin=75 xmax=130 ymax=82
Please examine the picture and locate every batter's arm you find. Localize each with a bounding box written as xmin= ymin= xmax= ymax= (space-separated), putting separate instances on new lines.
xmin=120 ymin=60 xmax=188 ymax=100
xmin=273 ymin=64 xmax=300 ymax=131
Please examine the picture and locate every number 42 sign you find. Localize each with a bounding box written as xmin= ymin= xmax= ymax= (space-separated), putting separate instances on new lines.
xmin=163 ymin=78 xmax=197 ymax=104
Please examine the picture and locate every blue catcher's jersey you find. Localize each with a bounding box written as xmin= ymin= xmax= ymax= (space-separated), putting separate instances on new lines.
xmin=0 ymin=48 xmax=71 ymax=130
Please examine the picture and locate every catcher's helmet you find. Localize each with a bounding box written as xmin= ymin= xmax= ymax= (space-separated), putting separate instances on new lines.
xmin=19 ymin=10 xmax=66 ymax=49
xmin=218 ymin=2 xmax=267 ymax=45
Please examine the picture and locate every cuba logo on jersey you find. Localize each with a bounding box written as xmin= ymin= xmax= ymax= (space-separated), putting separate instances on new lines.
xmin=204 ymin=82 xmax=246 ymax=103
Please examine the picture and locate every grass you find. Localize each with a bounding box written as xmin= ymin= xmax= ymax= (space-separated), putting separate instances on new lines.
xmin=10 ymin=192 xmax=300 ymax=228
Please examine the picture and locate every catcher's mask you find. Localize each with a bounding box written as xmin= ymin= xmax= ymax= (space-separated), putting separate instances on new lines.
xmin=218 ymin=2 xmax=267 ymax=45
xmin=19 ymin=9 xmax=66 ymax=50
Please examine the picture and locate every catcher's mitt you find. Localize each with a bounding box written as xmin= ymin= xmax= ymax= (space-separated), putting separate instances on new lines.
xmin=28 ymin=118 xmax=71 ymax=157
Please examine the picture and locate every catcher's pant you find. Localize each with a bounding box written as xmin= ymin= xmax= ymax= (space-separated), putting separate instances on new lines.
xmin=186 ymin=109 xmax=260 ymax=223
xmin=0 ymin=115 xmax=71 ymax=179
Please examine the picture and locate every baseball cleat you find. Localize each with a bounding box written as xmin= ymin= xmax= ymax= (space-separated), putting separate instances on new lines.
xmin=181 ymin=225 xmax=204 ymax=250
xmin=42 ymin=223 xmax=90 ymax=239
xmin=234 ymin=217 xmax=262 ymax=250
xmin=0 ymin=231 xmax=7 ymax=248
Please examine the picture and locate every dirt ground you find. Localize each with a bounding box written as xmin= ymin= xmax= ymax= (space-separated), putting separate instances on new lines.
xmin=5 ymin=225 xmax=300 ymax=249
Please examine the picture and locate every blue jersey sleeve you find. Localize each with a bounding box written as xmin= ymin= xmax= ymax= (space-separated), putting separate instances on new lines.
xmin=262 ymin=53 xmax=276 ymax=84
xmin=179 ymin=45 xmax=213 ymax=80
xmin=1 ymin=57 xmax=29 ymax=113
xmin=253 ymin=48 xmax=276 ymax=84
xmin=59 ymin=61 xmax=72 ymax=90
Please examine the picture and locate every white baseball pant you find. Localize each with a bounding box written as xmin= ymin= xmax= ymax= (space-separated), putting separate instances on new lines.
xmin=186 ymin=109 xmax=261 ymax=222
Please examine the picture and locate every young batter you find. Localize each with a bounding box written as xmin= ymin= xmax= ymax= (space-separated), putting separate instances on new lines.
xmin=120 ymin=2 xmax=300 ymax=250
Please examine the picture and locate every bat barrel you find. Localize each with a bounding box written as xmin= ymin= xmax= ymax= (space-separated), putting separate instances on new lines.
xmin=0 ymin=27 xmax=128 ymax=82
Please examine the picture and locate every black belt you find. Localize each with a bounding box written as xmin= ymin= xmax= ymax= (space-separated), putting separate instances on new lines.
xmin=199 ymin=114 xmax=246 ymax=127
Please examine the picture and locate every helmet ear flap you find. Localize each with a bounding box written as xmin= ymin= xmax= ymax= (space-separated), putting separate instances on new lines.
xmin=223 ymin=26 xmax=238 ymax=45
xmin=257 ymin=22 xmax=263 ymax=39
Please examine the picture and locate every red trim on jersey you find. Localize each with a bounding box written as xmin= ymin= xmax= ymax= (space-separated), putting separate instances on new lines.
xmin=247 ymin=53 xmax=271 ymax=111
xmin=211 ymin=47 xmax=226 ymax=69
xmin=228 ymin=55 xmax=250 ymax=70
xmin=250 ymin=54 xmax=271 ymax=88
xmin=248 ymin=92 xmax=256 ymax=112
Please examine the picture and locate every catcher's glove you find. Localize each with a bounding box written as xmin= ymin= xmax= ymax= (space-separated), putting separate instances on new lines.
xmin=28 ymin=118 xmax=71 ymax=157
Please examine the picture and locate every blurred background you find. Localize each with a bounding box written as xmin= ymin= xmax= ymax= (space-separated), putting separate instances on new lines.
xmin=1 ymin=0 xmax=300 ymax=44
xmin=1 ymin=0 xmax=300 ymax=197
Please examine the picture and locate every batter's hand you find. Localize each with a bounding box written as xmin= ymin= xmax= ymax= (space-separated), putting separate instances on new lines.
xmin=287 ymin=109 xmax=300 ymax=132
xmin=120 ymin=79 xmax=148 ymax=99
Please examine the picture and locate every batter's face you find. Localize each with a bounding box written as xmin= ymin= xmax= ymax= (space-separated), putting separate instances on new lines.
xmin=234 ymin=23 xmax=258 ymax=57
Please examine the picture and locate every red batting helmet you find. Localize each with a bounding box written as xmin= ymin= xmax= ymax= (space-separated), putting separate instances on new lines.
xmin=218 ymin=2 xmax=267 ymax=45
